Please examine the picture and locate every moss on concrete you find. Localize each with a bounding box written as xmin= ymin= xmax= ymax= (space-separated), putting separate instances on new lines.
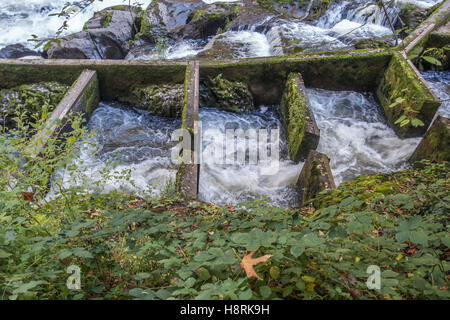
xmin=119 ymin=84 xmax=184 ymax=117
xmin=200 ymin=74 xmax=253 ymax=113
xmin=80 ymin=73 xmax=100 ymax=117
xmin=376 ymin=52 xmax=441 ymax=138
xmin=200 ymin=50 xmax=392 ymax=105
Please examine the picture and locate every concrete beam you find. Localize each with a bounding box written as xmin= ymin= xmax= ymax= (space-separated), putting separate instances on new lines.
xmin=0 ymin=50 xmax=392 ymax=106
xmin=176 ymin=61 xmax=200 ymax=200
xmin=26 ymin=69 xmax=100 ymax=158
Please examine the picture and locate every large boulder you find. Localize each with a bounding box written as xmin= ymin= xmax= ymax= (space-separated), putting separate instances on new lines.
xmin=118 ymin=84 xmax=184 ymax=117
xmin=0 ymin=44 xmax=43 ymax=59
xmin=297 ymin=150 xmax=336 ymax=205
xmin=47 ymin=6 xmax=140 ymax=59
xmin=409 ymin=115 xmax=450 ymax=164
xmin=200 ymin=74 xmax=254 ymax=114
xmin=281 ymin=72 xmax=320 ymax=162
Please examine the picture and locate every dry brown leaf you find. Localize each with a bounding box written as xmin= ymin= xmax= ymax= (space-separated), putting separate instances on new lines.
xmin=240 ymin=250 xmax=273 ymax=280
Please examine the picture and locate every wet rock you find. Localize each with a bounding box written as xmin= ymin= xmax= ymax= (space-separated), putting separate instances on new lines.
xmin=410 ymin=115 xmax=450 ymax=164
xmin=118 ymin=84 xmax=184 ymax=117
xmin=297 ymin=149 xmax=336 ymax=205
xmin=281 ymin=72 xmax=320 ymax=162
xmin=47 ymin=6 xmax=140 ymax=59
xmin=46 ymin=32 xmax=102 ymax=59
xmin=200 ymin=74 xmax=254 ymax=114
xmin=0 ymin=44 xmax=42 ymax=59
xmin=0 ymin=82 xmax=68 ymax=130
xmin=176 ymin=3 xmax=241 ymax=40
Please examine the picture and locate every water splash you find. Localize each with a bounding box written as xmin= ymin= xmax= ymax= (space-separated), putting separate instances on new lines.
xmin=198 ymin=107 xmax=302 ymax=208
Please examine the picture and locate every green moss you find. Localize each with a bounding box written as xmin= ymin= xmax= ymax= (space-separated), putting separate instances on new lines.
xmin=410 ymin=116 xmax=450 ymax=164
xmin=80 ymin=74 xmax=100 ymax=117
xmin=119 ymin=83 xmax=184 ymax=117
xmin=202 ymin=74 xmax=253 ymax=114
xmin=0 ymin=81 xmax=69 ymax=132
xmin=376 ymin=52 xmax=440 ymax=138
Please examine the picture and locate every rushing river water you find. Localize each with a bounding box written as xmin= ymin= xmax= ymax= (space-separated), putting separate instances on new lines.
xmin=48 ymin=88 xmax=420 ymax=207
xmin=48 ymin=102 xmax=180 ymax=199
xmin=0 ymin=0 xmax=444 ymax=57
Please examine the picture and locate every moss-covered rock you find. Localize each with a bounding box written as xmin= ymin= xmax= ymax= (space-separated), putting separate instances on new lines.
xmin=397 ymin=4 xmax=428 ymax=32
xmin=280 ymin=72 xmax=319 ymax=162
xmin=376 ymin=52 xmax=441 ymax=138
xmin=297 ymin=150 xmax=335 ymax=205
xmin=410 ymin=115 xmax=450 ymax=164
xmin=0 ymin=82 xmax=68 ymax=131
xmin=200 ymin=74 xmax=254 ymax=114
xmin=118 ymin=83 xmax=184 ymax=118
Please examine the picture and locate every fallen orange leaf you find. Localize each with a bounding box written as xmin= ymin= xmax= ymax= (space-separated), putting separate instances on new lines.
xmin=240 ymin=250 xmax=273 ymax=280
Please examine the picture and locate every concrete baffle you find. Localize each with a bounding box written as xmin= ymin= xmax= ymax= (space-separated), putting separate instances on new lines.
xmin=280 ymin=72 xmax=320 ymax=162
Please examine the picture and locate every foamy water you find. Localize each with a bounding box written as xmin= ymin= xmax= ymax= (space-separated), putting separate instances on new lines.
xmin=197 ymin=88 xmax=421 ymax=207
